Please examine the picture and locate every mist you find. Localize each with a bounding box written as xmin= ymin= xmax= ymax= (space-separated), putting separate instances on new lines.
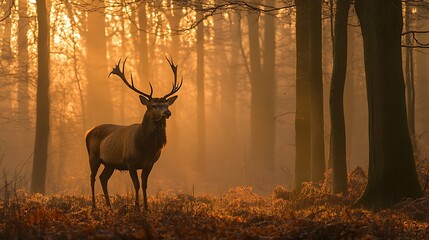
xmin=0 ymin=0 xmax=428 ymax=199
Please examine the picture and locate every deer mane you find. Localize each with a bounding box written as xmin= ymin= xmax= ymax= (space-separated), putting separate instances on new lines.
xmin=135 ymin=112 xmax=167 ymax=155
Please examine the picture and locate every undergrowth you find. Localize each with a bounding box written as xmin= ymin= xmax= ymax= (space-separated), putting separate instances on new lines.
xmin=0 ymin=168 xmax=427 ymax=239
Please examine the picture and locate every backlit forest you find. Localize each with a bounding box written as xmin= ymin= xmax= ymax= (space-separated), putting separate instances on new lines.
xmin=0 ymin=0 xmax=429 ymax=238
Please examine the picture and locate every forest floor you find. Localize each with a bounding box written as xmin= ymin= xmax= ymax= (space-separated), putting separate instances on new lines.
xmin=0 ymin=167 xmax=428 ymax=239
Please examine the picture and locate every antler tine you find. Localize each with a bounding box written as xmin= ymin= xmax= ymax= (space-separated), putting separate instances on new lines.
xmin=109 ymin=58 xmax=152 ymax=99
xmin=163 ymin=56 xmax=183 ymax=99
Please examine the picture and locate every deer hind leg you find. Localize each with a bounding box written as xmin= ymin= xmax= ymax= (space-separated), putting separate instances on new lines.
xmin=90 ymin=157 xmax=101 ymax=210
xmin=141 ymin=165 xmax=154 ymax=211
xmin=128 ymin=167 xmax=140 ymax=210
xmin=99 ymin=166 xmax=114 ymax=208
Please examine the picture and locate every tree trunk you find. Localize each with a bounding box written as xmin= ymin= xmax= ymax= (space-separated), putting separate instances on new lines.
xmin=404 ymin=3 xmax=415 ymax=140
xmin=247 ymin=10 xmax=264 ymax=184
xmin=355 ymin=0 xmax=423 ymax=209
xmin=329 ymin=0 xmax=351 ymax=194
xmin=262 ymin=0 xmax=276 ymax=180
xmin=85 ymin=2 xmax=112 ymax=127
xmin=1 ymin=0 xmax=12 ymax=62
xmin=308 ymin=0 xmax=325 ymax=181
xmin=295 ymin=0 xmax=311 ymax=190
xmin=17 ymin=0 xmax=30 ymax=125
xmin=218 ymin=7 xmax=238 ymax=171
xmin=138 ymin=2 xmax=150 ymax=81
xmin=165 ymin=0 xmax=184 ymax=167
xmin=196 ymin=4 xmax=205 ymax=171
xmin=31 ymin=0 xmax=50 ymax=194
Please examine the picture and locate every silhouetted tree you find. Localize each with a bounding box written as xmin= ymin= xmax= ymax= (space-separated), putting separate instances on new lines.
xmin=31 ymin=0 xmax=50 ymax=194
xmin=196 ymin=2 xmax=206 ymax=170
xmin=404 ymin=2 xmax=416 ymax=142
xmin=355 ymin=0 xmax=423 ymax=209
xmin=262 ymin=0 xmax=276 ymax=180
xmin=17 ymin=0 xmax=30 ymax=125
xmin=137 ymin=3 xmax=150 ymax=81
xmin=295 ymin=0 xmax=311 ymax=190
xmin=329 ymin=0 xmax=351 ymax=194
xmin=1 ymin=0 xmax=12 ymax=62
xmin=247 ymin=8 xmax=264 ymax=183
xmin=308 ymin=0 xmax=325 ymax=182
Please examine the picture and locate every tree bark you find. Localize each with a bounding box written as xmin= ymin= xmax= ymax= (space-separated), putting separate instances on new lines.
xmin=1 ymin=0 xmax=12 ymax=62
xmin=138 ymin=3 xmax=150 ymax=81
xmin=31 ymin=0 xmax=50 ymax=194
xmin=295 ymin=0 xmax=311 ymax=190
xmin=308 ymin=0 xmax=325 ymax=181
xmin=404 ymin=3 xmax=416 ymax=139
xmin=247 ymin=10 xmax=264 ymax=184
xmin=196 ymin=3 xmax=205 ymax=171
xmin=263 ymin=0 xmax=276 ymax=180
xmin=355 ymin=0 xmax=423 ymax=209
xmin=329 ymin=0 xmax=351 ymax=194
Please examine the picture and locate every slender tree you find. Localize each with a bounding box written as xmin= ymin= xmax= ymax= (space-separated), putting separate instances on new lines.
xmin=329 ymin=0 xmax=351 ymax=194
xmin=31 ymin=0 xmax=50 ymax=194
xmin=1 ymin=0 xmax=12 ymax=62
xmin=308 ymin=0 xmax=325 ymax=181
xmin=355 ymin=0 xmax=423 ymax=209
xmin=247 ymin=9 xmax=264 ymax=183
xmin=17 ymin=0 xmax=30 ymax=125
xmin=196 ymin=2 xmax=205 ymax=170
xmin=295 ymin=0 xmax=311 ymax=189
xmin=404 ymin=3 xmax=416 ymax=141
xmin=263 ymin=0 xmax=276 ymax=180
xmin=138 ymin=3 xmax=150 ymax=81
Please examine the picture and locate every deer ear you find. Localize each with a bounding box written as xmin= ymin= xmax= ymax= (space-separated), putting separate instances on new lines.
xmin=139 ymin=95 xmax=150 ymax=106
xmin=166 ymin=95 xmax=178 ymax=105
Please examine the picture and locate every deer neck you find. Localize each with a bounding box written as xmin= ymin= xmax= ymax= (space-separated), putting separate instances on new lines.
xmin=135 ymin=111 xmax=167 ymax=152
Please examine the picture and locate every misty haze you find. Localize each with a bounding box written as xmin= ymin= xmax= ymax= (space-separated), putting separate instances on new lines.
xmin=0 ymin=0 xmax=428 ymax=239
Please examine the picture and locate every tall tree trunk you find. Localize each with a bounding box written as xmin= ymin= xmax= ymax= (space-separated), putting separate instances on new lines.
xmin=165 ymin=0 xmax=184 ymax=168
xmin=31 ymin=0 xmax=50 ymax=194
xmin=263 ymin=0 xmax=276 ymax=180
xmin=295 ymin=0 xmax=311 ymax=190
xmin=1 ymin=0 xmax=12 ymax=62
xmin=85 ymin=3 xmax=112 ymax=128
xmin=330 ymin=0 xmax=351 ymax=194
xmin=138 ymin=3 xmax=150 ymax=81
xmin=17 ymin=0 xmax=30 ymax=125
xmin=308 ymin=0 xmax=325 ymax=181
xmin=247 ymin=10 xmax=264 ymax=184
xmin=404 ymin=3 xmax=415 ymax=140
xmin=355 ymin=0 xmax=422 ymax=209
xmin=217 ymin=5 xmax=237 ymax=171
xmin=196 ymin=4 xmax=205 ymax=171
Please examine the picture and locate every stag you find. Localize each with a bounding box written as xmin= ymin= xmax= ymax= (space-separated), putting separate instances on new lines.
xmin=85 ymin=57 xmax=182 ymax=211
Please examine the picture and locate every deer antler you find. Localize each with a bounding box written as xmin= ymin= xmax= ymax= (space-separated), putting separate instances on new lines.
xmin=109 ymin=58 xmax=153 ymax=99
xmin=163 ymin=56 xmax=183 ymax=99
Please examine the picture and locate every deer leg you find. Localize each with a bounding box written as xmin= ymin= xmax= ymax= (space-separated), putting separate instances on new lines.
xmin=128 ymin=167 xmax=140 ymax=210
xmin=99 ymin=166 xmax=114 ymax=208
xmin=141 ymin=165 xmax=154 ymax=211
xmin=90 ymin=157 xmax=101 ymax=210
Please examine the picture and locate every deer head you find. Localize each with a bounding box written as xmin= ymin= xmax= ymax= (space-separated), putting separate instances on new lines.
xmin=109 ymin=57 xmax=183 ymax=121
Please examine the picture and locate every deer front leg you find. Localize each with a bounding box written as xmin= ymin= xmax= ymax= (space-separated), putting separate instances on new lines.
xmin=141 ymin=165 xmax=154 ymax=211
xmin=99 ymin=166 xmax=114 ymax=208
xmin=128 ymin=167 xmax=140 ymax=210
